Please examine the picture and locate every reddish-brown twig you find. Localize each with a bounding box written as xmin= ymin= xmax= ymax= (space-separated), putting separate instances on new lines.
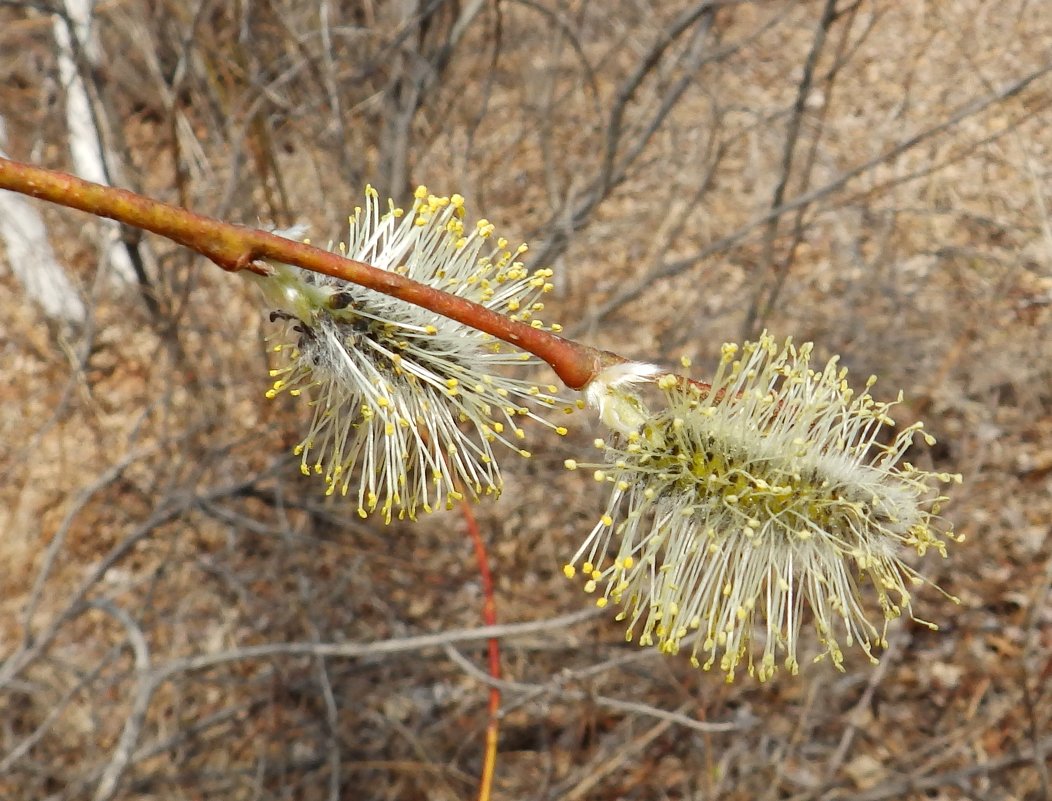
xmin=0 ymin=157 xmax=613 ymax=391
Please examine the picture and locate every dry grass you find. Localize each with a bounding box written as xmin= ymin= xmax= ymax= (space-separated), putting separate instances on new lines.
xmin=1 ymin=1 xmax=1050 ymax=799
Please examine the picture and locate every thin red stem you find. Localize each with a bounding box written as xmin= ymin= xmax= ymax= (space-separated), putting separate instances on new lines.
xmin=459 ymin=496 xmax=501 ymax=801
xmin=0 ymin=157 xmax=607 ymax=390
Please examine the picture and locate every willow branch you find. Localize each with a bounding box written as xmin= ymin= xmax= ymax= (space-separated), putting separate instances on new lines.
xmin=0 ymin=157 xmax=611 ymax=390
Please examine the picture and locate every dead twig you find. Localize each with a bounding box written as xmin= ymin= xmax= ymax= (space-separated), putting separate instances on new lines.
xmin=443 ymin=644 xmax=746 ymax=735
xmin=741 ymin=0 xmax=839 ymax=338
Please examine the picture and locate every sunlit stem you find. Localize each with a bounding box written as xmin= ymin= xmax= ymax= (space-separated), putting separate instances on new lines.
xmin=0 ymin=156 xmax=612 ymax=390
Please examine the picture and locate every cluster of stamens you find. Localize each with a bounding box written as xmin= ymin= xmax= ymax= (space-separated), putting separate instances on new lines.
xmin=567 ymin=335 xmax=962 ymax=680
xmin=252 ymin=187 xmax=576 ymax=521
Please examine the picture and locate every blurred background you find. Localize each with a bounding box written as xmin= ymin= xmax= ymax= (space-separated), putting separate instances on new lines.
xmin=1 ymin=1 xmax=1050 ymax=799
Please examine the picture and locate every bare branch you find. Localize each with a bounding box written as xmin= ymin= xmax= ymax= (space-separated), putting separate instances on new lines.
xmin=591 ymin=58 xmax=1052 ymax=322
